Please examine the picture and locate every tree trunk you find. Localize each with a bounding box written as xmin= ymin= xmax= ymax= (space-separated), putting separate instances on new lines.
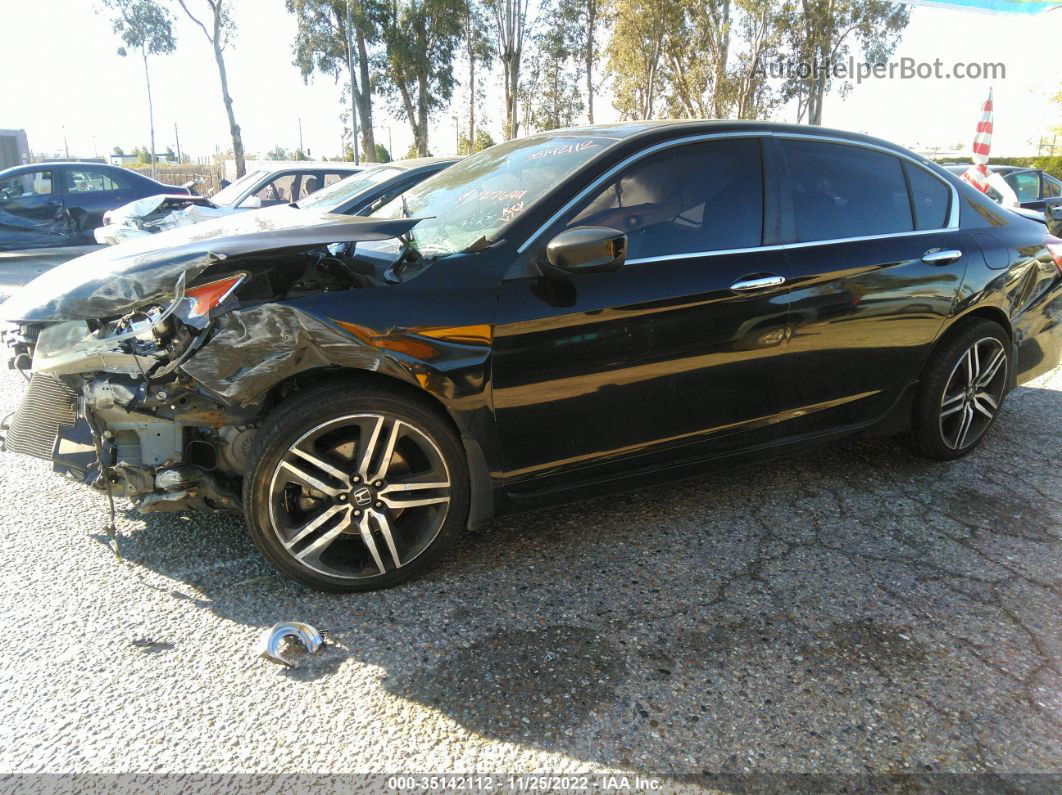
xmin=141 ymin=46 xmax=157 ymax=180
xmin=355 ymin=30 xmax=377 ymax=161
xmin=466 ymin=17 xmax=476 ymax=148
xmin=211 ymin=34 xmax=245 ymax=176
xmin=417 ymin=72 xmax=430 ymax=156
xmin=585 ymin=0 xmax=595 ymax=124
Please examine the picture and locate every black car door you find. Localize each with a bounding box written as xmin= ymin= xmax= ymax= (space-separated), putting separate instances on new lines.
xmin=492 ymin=136 xmax=792 ymax=495
xmin=775 ymin=136 xmax=968 ymax=438
xmin=61 ymin=166 xmax=132 ymax=237
xmin=0 ymin=168 xmax=69 ymax=249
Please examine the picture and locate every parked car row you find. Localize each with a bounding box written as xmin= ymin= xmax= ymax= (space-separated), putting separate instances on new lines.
xmin=0 ymin=161 xmax=371 ymax=250
xmin=94 ymin=158 xmax=456 ymax=244
xmin=944 ymin=163 xmax=1062 ymax=234
xmin=2 ymin=121 xmax=1060 ymax=593
xmin=0 ymin=162 xmax=186 ymax=250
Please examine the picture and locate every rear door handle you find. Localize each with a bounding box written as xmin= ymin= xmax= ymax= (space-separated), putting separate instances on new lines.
xmin=922 ymin=248 xmax=963 ymax=265
xmin=730 ymin=274 xmax=786 ymax=291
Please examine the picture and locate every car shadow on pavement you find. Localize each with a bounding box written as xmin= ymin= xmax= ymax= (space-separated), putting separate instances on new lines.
xmin=110 ymin=383 xmax=1062 ymax=774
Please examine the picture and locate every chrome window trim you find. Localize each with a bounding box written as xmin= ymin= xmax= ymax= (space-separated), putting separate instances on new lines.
xmin=517 ymin=129 xmax=960 ymax=256
xmin=625 ymin=227 xmax=961 ymax=266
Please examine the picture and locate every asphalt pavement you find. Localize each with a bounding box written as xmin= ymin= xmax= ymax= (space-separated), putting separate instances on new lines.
xmin=0 ymin=252 xmax=1058 ymax=785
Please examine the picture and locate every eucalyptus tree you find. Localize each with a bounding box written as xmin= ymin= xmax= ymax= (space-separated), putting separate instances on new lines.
xmin=490 ymin=0 xmax=532 ymax=139
xmin=379 ymin=0 xmax=465 ymax=156
xmin=782 ymin=0 xmax=909 ymax=125
xmin=461 ymin=0 xmax=495 ymax=147
xmin=288 ymin=0 xmax=381 ymax=162
xmin=174 ymin=0 xmax=247 ymax=176
xmin=101 ymin=0 xmax=175 ymax=179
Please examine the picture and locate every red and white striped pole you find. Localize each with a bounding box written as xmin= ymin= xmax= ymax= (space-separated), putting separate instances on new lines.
xmin=962 ymin=88 xmax=994 ymax=193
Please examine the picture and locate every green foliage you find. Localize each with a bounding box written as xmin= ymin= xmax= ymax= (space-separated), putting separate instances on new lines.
xmin=605 ymin=0 xmax=676 ymax=119
xmin=524 ymin=0 xmax=584 ymax=132
xmin=267 ymin=145 xmax=288 ymax=160
xmin=379 ymin=0 xmax=465 ymax=156
xmin=1035 ymin=156 xmax=1062 ymax=179
xmin=374 ymin=143 xmax=391 ymax=162
xmin=112 ymin=145 xmax=125 ymax=156
xmin=292 ymin=148 xmax=309 ymax=161
xmin=102 ymin=0 xmax=176 ymax=58
xmin=288 ymin=0 xmax=380 ymax=80
xmin=781 ymin=0 xmax=910 ymax=125
xmin=457 ymin=129 xmax=495 ymax=154
xmin=288 ymin=0 xmax=382 ymax=162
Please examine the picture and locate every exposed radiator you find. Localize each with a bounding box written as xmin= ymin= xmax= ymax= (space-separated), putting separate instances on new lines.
xmin=4 ymin=373 xmax=78 ymax=460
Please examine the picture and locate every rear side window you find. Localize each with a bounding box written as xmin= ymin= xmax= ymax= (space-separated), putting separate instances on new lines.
xmin=903 ymin=162 xmax=950 ymax=230
xmin=565 ymin=138 xmax=764 ymax=260
xmin=782 ymin=139 xmax=913 ymax=242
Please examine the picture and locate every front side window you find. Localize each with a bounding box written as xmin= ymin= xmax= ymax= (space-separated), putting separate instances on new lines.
xmin=1042 ymin=173 xmax=1061 ymax=199
xmin=561 ymin=138 xmax=764 ymax=260
xmin=299 ymin=166 xmax=403 ymax=210
xmin=212 ymin=169 xmax=267 ymax=206
xmin=0 ymin=171 xmax=52 ymax=200
xmin=903 ymin=162 xmax=950 ymax=230
xmin=66 ymin=168 xmax=123 ymax=193
xmin=371 ymin=133 xmax=622 ymax=258
xmin=252 ymin=174 xmax=298 ymax=205
xmin=783 ymin=140 xmax=913 ymax=242
xmin=1005 ymin=171 xmax=1040 ymax=203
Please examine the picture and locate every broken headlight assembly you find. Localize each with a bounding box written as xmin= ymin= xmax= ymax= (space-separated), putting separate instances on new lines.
xmin=30 ymin=272 xmax=247 ymax=376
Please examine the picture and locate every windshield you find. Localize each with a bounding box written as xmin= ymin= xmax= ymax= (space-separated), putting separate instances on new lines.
xmin=211 ymin=170 xmax=267 ymax=206
xmin=370 ymin=134 xmax=620 ymax=257
xmin=298 ymin=166 xmax=404 ymax=211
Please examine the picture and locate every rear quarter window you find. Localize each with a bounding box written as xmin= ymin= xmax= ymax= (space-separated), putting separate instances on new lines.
xmin=903 ymin=162 xmax=950 ymax=230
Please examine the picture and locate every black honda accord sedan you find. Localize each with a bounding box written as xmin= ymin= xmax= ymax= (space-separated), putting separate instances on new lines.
xmin=2 ymin=121 xmax=1060 ymax=591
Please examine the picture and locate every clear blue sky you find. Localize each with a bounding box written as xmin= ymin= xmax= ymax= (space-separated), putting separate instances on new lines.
xmin=3 ymin=1 xmax=1060 ymax=161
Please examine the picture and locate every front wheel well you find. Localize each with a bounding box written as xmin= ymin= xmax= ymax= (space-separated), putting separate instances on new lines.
xmin=263 ymin=366 xmax=460 ymax=437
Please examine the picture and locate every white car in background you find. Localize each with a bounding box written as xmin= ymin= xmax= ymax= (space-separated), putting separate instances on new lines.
xmin=95 ymin=163 xmax=362 ymax=244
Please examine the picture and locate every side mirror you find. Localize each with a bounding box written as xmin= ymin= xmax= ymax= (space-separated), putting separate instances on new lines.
xmin=240 ymin=195 xmax=263 ymax=209
xmin=545 ymin=226 xmax=626 ymax=274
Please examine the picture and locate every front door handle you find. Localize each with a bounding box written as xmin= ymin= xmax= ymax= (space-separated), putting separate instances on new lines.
xmin=922 ymin=248 xmax=963 ymax=265
xmin=730 ymin=274 xmax=786 ymax=291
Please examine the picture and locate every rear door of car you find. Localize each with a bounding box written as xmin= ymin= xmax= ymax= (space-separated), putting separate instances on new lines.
xmin=493 ymin=135 xmax=793 ymax=494
xmin=776 ymin=135 xmax=967 ymax=438
xmin=0 ymin=168 xmax=69 ymax=248
xmin=62 ymin=166 xmax=132 ymax=234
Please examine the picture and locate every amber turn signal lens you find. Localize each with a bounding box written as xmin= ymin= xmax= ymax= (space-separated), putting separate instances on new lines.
xmin=185 ymin=274 xmax=246 ymax=318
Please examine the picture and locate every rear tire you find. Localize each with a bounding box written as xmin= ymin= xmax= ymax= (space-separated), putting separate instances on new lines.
xmin=243 ymin=379 xmax=469 ymax=592
xmin=910 ymin=319 xmax=1010 ymax=461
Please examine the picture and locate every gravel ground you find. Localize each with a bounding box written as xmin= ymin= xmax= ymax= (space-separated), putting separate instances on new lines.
xmin=0 ymin=257 xmax=1059 ymax=783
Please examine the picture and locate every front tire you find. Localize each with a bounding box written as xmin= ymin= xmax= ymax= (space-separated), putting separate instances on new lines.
xmin=911 ymin=319 xmax=1010 ymax=461
xmin=243 ymin=380 xmax=469 ymax=592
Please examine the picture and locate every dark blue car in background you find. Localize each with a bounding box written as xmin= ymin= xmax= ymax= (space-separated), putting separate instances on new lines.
xmin=0 ymin=162 xmax=186 ymax=250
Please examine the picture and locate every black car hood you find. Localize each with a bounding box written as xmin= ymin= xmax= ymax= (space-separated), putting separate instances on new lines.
xmin=0 ymin=207 xmax=421 ymax=322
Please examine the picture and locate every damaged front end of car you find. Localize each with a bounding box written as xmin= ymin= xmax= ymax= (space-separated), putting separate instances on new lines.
xmin=1 ymin=213 xmax=423 ymax=514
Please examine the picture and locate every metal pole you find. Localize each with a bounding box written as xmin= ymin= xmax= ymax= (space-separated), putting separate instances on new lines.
xmin=174 ymin=123 xmax=182 ymax=164
xmin=298 ymin=117 xmax=304 ymax=155
xmin=345 ymin=1 xmax=360 ymax=165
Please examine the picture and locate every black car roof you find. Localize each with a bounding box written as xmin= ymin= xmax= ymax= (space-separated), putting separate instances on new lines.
xmin=533 ymin=119 xmax=929 ymax=162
